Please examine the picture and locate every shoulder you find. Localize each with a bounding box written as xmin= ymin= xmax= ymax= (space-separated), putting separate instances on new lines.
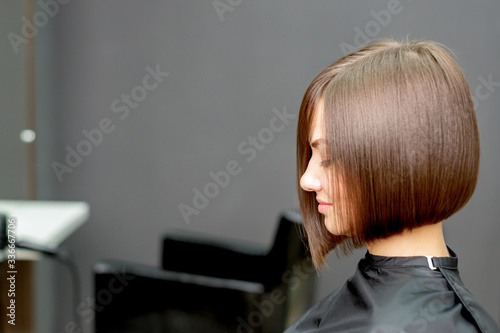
xmin=284 ymin=274 xmax=361 ymax=332
xmin=284 ymin=257 xmax=499 ymax=333
xmin=283 ymin=288 xmax=339 ymax=332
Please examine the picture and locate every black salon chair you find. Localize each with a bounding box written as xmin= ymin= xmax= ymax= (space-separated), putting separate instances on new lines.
xmin=94 ymin=209 xmax=315 ymax=333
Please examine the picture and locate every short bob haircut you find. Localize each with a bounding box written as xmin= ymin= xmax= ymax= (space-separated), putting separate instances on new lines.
xmin=297 ymin=39 xmax=479 ymax=268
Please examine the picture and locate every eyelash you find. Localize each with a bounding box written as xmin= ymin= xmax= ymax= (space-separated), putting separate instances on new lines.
xmin=308 ymin=147 xmax=332 ymax=168
xmin=319 ymin=160 xmax=332 ymax=168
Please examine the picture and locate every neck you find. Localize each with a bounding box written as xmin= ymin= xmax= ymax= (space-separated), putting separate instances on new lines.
xmin=366 ymin=222 xmax=450 ymax=257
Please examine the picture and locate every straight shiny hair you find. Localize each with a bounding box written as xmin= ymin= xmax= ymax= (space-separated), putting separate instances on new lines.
xmin=297 ymin=39 xmax=480 ymax=268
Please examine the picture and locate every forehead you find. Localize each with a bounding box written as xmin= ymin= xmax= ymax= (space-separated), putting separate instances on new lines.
xmin=309 ymin=99 xmax=325 ymax=143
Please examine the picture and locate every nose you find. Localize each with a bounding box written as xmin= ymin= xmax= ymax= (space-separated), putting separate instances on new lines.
xmin=300 ymin=164 xmax=322 ymax=192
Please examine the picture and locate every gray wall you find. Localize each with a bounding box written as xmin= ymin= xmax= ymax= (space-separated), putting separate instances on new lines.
xmin=33 ymin=0 xmax=499 ymax=331
xmin=0 ymin=0 xmax=28 ymax=199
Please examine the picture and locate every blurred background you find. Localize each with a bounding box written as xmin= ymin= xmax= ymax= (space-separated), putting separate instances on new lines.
xmin=1 ymin=0 xmax=499 ymax=332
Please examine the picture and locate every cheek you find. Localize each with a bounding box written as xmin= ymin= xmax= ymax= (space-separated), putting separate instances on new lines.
xmin=321 ymin=173 xmax=333 ymax=198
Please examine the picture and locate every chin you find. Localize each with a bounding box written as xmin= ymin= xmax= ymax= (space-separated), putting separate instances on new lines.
xmin=324 ymin=216 xmax=350 ymax=236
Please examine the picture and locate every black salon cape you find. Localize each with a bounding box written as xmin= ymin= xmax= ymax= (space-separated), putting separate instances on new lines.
xmin=284 ymin=249 xmax=499 ymax=333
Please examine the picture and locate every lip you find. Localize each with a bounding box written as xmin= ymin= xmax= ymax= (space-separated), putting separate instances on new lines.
xmin=317 ymin=198 xmax=332 ymax=214
xmin=316 ymin=198 xmax=330 ymax=205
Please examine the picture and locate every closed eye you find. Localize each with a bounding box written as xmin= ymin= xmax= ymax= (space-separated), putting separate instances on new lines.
xmin=319 ymin=159 xmax=332 ymax=168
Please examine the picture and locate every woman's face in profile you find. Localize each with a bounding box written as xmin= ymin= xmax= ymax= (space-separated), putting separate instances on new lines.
xmin=300 ymin=102 xmax=349 ymax=236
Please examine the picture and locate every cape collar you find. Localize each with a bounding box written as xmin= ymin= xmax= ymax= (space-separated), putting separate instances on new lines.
xmin=363 ymin=246 xmax=458 ymax=270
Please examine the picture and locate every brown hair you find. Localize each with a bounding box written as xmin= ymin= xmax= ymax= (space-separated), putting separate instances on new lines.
xmin=297 ymin=39 xmax=480 ymax=268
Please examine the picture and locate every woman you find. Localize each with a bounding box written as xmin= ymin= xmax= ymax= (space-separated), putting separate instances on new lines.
xmin=285 ymin=39 xmax=499 ymax=332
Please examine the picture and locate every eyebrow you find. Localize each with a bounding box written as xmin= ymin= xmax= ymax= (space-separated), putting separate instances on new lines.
xmin=310 ymin=138 xmax=325 ymax=149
